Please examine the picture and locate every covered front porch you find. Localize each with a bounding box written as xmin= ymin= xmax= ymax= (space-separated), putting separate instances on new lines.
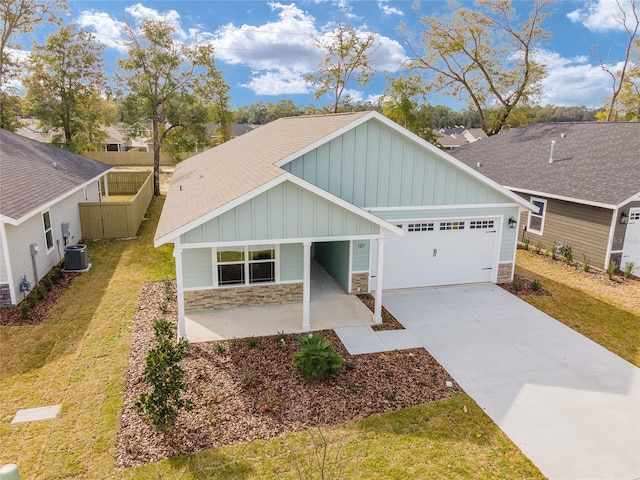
xmin=184 ymin=260 xmax=375 ymax=341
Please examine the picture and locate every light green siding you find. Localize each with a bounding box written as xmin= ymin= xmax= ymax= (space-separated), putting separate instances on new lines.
xmin=280 ymin=243 xmax=303 ymax=281
xmin=282 ymin=121 xmax=512 ymax=208
xmin=352 ymin=240 xmax=370 ymax=271
xmin=315 ymin=241 xmax=350 ymax=291
xmin=181 ymin=180 xmax=381 ymax=244
xmin=183 ymin=248 xmax=213 ymax=288
xmin=375 ymin=206 xmax=520 ymax=262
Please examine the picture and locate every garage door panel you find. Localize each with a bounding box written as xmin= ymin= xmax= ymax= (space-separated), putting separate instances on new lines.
xmin=381 ymin=219 xmax=499 ymax=289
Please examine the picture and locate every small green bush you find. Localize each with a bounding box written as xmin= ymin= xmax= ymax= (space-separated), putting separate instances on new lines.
xmin=531 ymin=279 xmax=541 ymax=291
xmin=607 ymin=260 xmax=618 ymax=280
xmin=623 ymin=262 xmax=634 ymax=279
xmin=582 ymin=254 xmax=591 ymax=272
xmin=19 ymin=302 xmax=31 ymax=319
xmin=135 ymin=318 xmax=193 ymax=431
xmin=295 ymin=334 xmax=343 ymax=383
xmin=550 ymin=241 xmax=558 ymax=260
xmin=35 ymin=285 xmax=46 ymax=301
xmin=511 ymin=280 xmax=523 ymax=292
xmin=246 ymin=336 xmax=259 ymax=348
xmin=534 ymin=242 xmax=543 ymax=254
xmin=522 ymin=237 xmax=530 ymax=250
xmin=212 ymin=342 xmax=227 ymax=355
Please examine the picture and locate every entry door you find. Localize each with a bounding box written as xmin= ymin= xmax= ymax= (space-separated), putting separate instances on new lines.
xmin=371 ymin=218 xmax=500 ymax=290
xmin=621 ymin=208 xmax=640 ymax=277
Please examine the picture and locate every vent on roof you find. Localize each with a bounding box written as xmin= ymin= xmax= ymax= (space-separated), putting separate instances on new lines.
xmin=51 ymin=162 xmax=58 ymax=169
xmin=549 ymin=140 xmax=556 ymax=163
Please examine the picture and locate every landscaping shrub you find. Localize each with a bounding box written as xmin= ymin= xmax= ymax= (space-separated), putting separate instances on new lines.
xmin=136 ymin=318 xmax=193 ymax=431
xmin=511 ymin=280 xmax=523 ymax=292
xmin=582 ymin=254 xmax=591 ymax=272
xmin=607 ymin=260 xmax=618 ymax=280
xmin=295 ymin=334 xmax=343 ymax=382
xmin=522 ymin=237 xmax=530 ymax=250
xmin=623 ymin=262 xmax=635 ymax=279
xmin=19 ymin=302 xmax=30 ymax=319
xmin=531 ymin=279 xmax=542 ymax=291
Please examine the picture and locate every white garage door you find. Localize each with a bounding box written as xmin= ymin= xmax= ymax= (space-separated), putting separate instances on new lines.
xmin=621 ymin=208 xmax=640 ymax=277
xmin=374 ymin=218 xmax=500 ymax=290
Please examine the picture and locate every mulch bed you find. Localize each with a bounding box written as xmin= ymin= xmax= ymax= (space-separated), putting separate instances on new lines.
xmin=0 ymin=272 xmax=80 ymax=326
xmin=116 ymin=282 xmax=460 ymax=468
xmin=499 ymin=274 xmax=551 ymax=296
xmin=357 ymin=293 xmax=405 ymax=330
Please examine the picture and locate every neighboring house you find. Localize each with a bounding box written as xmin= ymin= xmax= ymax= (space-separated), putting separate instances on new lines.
xmin=436 ymin=127 xmax=488 ymax=149
xmin=154 ymin=111 xmax=533 ymax=338
xmin=0 ymin=129 xmax=113 ymax=307
xmin=450 ymin=122 xmax=640 ymax=275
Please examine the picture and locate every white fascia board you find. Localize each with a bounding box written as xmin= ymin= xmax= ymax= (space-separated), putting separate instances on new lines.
xmin=507 ymin=187 xmax=617 ymax=210
xmin=283 ymin=173 xmax=403 ymax=236
xmin=274 ymin=112 xmax=377 ymax=168
xmin=366 ymin=203 xmax=523 ymax=212
xmin=154 ymin=173 xmax=289 ymax=247
xmin=2 ymin=169 xmax=113 ymax=226
xmin=616 ymin=192 xmax=640 ymax=208
xmin=179 ymin=234 xmax=383 ymax=249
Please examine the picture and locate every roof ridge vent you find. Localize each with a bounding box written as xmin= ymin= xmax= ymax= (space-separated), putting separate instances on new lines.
xmin=549 ymin=140 xmax=556 ymax=163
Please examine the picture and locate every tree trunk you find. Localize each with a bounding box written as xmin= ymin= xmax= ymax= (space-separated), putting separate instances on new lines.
xmin=152 ymin=108 xmax=161 ymax=196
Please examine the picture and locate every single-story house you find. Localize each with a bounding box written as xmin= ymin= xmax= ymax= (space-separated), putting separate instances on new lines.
xmin=450 ymin=122 xmax=640 ymax=275
xmin=154 ymin=111 xmax=534 ymax=338
xmin=436 ymin=127 xmax=488 ymax=149
xmin=0 ymin=129 xmax=113 ymax=307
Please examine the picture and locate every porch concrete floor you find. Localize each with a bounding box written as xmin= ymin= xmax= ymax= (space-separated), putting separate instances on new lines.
xmin=185 ymin=261 xmax=374 ymax=342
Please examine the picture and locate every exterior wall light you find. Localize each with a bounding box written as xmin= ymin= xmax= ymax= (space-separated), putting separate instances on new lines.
xmin=508 ymin=216 xmax=517 ymax=228
xmin=620 ymin=210 xmax=629 ymax=224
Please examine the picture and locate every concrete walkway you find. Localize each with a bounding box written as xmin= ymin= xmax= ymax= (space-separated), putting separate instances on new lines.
xmin=363 ymin=284 xmax=640 ymax=480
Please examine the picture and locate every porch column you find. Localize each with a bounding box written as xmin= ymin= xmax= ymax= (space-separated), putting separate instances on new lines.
xmin=102 ymin=175 xmax=110 ymax=201
xmin=174 ymin=246 xmax=187 ymax=340
xmin=302 ymin=241 xmax=311 ymax=331
xmin=374 ymin=237 xmax=385 ymax=324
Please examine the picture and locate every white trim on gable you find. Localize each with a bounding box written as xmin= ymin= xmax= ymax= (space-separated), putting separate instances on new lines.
xmin=154 ymin=172 xmax=402 ymax=247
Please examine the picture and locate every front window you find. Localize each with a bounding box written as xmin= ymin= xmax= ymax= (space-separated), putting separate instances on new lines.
xmin=42 ymin=211 xmax=54 ymax=251
xmin=528 ymin=197 xmax=547 ymax=234
xmin=216 ymin=245 xmax=276 ymax=286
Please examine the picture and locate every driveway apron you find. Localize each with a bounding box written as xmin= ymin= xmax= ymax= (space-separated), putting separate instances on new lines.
xmin=382 ymin=284 xmax=640 ymax=480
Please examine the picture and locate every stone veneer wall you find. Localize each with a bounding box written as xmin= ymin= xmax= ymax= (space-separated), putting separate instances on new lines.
xmin=184 ymin=282 xmax=303 ymax=311
xmin=350 ymin=272 xmax=369 ymax=294
xmin=0 ymin=284 xmax=12 ymax=307
xmin=497 ymin=263 xmax=514 ymax=284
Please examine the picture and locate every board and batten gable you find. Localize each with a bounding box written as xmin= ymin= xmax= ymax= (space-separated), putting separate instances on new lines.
xmin=180 ymin=180 xmax=381 ymax=245
xmin=282 ymin=119 xmax=513 ymax=208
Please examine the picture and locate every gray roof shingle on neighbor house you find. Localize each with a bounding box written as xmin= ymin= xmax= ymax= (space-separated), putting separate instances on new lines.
xmin=450 ymin=122 xmax=640 ymax=207
xmin=155 ymin=111 xmax=373 ymax=244
xmin=0 ymin=129 xmax=112 ymax=223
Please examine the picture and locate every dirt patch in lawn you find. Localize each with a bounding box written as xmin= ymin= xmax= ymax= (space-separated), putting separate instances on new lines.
xmin=116 ymin=282 xmax=459 ymax=468
xmin=0 ymin=271 xmax=80 ymax=326
xmin=499 ymin=274 xmax=551 ymax=297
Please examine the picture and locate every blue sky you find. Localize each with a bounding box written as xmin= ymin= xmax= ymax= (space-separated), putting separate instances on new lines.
xmin=29 ymin=1 xmax=640 ymax=110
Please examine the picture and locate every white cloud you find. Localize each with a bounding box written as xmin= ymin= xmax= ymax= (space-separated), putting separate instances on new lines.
xmin=77 ymin=10 xmax=126 ymax=50
xmin=241 ymin=70 xmax=310 ymax=95
xmin=537 ymin=50 xmax=614 ymax=107
xmin=567 ymin=0 xmax=639 ymax=32
xmin=378 ymin=1 xmax=404 ymax=16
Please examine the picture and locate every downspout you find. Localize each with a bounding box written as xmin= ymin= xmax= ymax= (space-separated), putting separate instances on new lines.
xmin=604 ymin=207 xmax=619 ymax=270
xmin=30 ymin=243 xmax=40 ymax=284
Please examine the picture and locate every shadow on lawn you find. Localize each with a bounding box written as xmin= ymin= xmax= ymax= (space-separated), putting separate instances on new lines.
xmin=0 ymin=197 xmax=173 ymax=378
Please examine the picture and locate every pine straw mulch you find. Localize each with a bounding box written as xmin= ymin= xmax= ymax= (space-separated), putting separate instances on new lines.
xmin=116 ymin=282 xmax=459 ymax=468
xmin=0 ymin=272 xmax=80 ymax=326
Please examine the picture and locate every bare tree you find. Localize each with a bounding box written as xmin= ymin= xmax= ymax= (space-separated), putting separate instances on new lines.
xmin=405 ymin=0 xmax=554 ymax=135
xmin=592 ymin=0 xmax=640 ymax=121
xmin=306 ymin=24 xmax=380 ymax=113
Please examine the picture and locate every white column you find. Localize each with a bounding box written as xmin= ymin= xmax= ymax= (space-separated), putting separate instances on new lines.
xmin=302 ymin=241 xmax=311 ymax=331
xmin=374 ymin=237 xmax=385 ymax=324
xmin=174 ymin=246 xmax=187 ymax=340
xmin=102 ymin=175 xmax=110 ymax=201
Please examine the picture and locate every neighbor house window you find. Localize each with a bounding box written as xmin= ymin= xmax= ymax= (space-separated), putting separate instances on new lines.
xmin=42 ymin=211 xmax=54 ymax=251
xmin=528 ymin=197 xmax=547 ymax=234
xmin=216 ymin=245 xmax=276 ymax=286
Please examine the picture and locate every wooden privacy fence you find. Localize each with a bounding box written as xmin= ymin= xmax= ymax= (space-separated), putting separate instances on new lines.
xmin=83 ymin=150 xmax=194 ymax=167
xmin=79 ymin=172 xmax=154 ymax=240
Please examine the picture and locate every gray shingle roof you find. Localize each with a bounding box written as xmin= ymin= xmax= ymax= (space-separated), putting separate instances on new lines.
xmin=155 ymin=112 xmax=372 ymax=244
xmin=0 ymin=129 xmax=112 ymax=223
xmin=450 ymin=122 xmax=640 ymax=207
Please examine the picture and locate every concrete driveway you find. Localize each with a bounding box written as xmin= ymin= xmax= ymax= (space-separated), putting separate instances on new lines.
xmin=380 ymin=284 xmax=640 ymax=480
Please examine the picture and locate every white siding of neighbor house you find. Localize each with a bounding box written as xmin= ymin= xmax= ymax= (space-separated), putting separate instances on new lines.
xmin=373 ymin=205 xmax=520 ymax=263
xmin=282 ymin=121 xmax=512 ymax=209
xmin=180 ymin=180 xmax=381 ymax=244
xmin=4 ymin=189 xmax=86 ymax=305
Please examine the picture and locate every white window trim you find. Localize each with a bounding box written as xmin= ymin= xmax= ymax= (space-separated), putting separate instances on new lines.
xmin=42 ymin=210 xmax=54 ymax=253
xmin=527 ymin=197 xmax=547 ymax=235
xmin=213 ymin=244 xmax=280 ymax=288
